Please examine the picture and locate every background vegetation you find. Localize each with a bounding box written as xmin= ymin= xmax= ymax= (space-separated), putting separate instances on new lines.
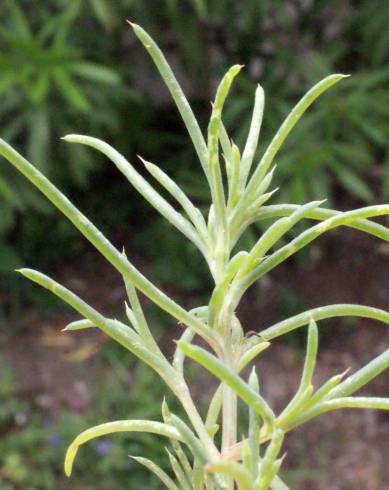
xmin=1 ymin=1 xmax=388 ymax=488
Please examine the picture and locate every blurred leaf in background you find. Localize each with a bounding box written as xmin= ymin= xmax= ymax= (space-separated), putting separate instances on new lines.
xmin=0 ymin=0 xmax=142 ymax=301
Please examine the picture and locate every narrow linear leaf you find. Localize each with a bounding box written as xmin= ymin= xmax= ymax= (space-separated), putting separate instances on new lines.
xmin=237 ymin=205 xmax=389 ymax=298
xmin=123 ymin=263 xmax=162 ymax=354
xmin=63 ymin=135 xmax=204 ymax=252
xmin=303 ymin=371 xmax=347 ymax=410
xmin=130 ymin=23 xmax=209 ymax=177
xmin=125 ymin=301 xmax=139 ymax=329
xmin=170 ymin=413 xmax=207 ymax=463
xmin=173 ymin=443 xmax=193 ymax=484
xmin=250 ymin=166 xmax=277 ymax=203
xmin=247 ymin=204 xmax=389 ymax=242
xmin=255 ymin=429 xmax=284 ymax=490
xmin=237 ymin=341 xmax=271 ymax=372
xmin=259 ymin=304 xmax=389 ymax=341
xmin=205 ymin=341 xmax=271 ymax=435
xmin=209 ymin=251 xmax=249 ymax=326
xmin=167 ymin=450 xmax=191 ymax=490
xmin=53 ymin=70 xmax=90 ymax=111
xmin=266 ymin=457 xmax=286 ymax=490
xmin=208 ymin=65 xmax=242 ymax=239
xmin=173 ymin=328 xmax=196 ymax=373
xmin=239 ymin=84 xmax=265 ymax=189
xmin=65 ymin=419 xmax=182 ymax=476
xmin=271 ymin=476 xmax=291 ymax=490
xmin=277 ymin=385 xmax=313 ymax=427
xmin=178 ymin=341 xmax=275 ymax=429
xmin=131 ymin=456 xmax=179 ymax=490
xmin=70 ymin=62 xmax=121 ymax=85
xmin=316 ymin=397 xmax=389 ymax=412
xmin=286 ymin=397 xmax=389 ymax=431
xmin=219 ymin=121 xmax=233 ymax=167
xmin=160 ymin=401 xmax=194 ymax=484
xmin=16 ymin=268 xmax=180 ymax=392
xmin=327 ymin=349 xmax=389 ymax=399
xmin=142 ymin=157 xmax=209 ymax=243
xmin=227 ymin=142 xmax=241 ymax=210
xmin=205 ymin=385 xmax=223 ymax=431
xmin=236 ymin=201 xmax=324 ymax=279
xmin=244 ymin=188 xmax=279 ymax=220
xmin=276 ymin=319 xmax=319 ymax=425
xmin=244 ymin=74 xmax=348 ymax=204
xmin=206 ymin=461 xmax=252 ymax=490
xmin=299 ymin=319 xmax=318 ymax=390
xmin=62 ymin=318 xmax=95 ymax=331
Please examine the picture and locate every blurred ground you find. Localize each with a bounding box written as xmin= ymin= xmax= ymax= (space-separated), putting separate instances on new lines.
xmin=1 ymin=227 xmax=388 ymax=489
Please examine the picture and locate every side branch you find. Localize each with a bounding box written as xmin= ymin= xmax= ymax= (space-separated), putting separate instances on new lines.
xmin=260 ymin=304 xmax=389 ymax=340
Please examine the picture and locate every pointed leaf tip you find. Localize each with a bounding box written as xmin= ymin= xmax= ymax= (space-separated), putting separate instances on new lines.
xmin=61 ymin=134 xmax=78 ymax=142
xmin=16 ymin=268 xmax=32 ymax=277
xmin=64 ymin=443 xmax=78 ymax=477
xmin=137 ymin=155 xmax=148 ymax=166
xmin=62 ymin=319 xmax=95 ymax=332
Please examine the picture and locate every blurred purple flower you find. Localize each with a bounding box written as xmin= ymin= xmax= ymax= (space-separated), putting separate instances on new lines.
xmin=95 ymin=438 xmax=112 ymax=455
xmin=49 ymin=435 xmax=62 ymax=447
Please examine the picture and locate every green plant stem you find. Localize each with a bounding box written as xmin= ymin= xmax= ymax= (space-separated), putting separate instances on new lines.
xmin=220 ymin=340 xmax=238 ymax=489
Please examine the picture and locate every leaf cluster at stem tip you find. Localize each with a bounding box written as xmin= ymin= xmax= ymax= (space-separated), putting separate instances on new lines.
xmin=0 ymin=21 xmax=388 ymax=490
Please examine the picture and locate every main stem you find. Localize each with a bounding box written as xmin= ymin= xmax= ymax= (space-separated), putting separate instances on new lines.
xmin=221 ymin=337 xmax=238 ymax=490
xmin=211 ymin=150 xmax=239 ymax=488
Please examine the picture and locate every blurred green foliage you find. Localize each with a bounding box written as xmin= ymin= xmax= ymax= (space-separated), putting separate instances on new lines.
xmin=1 ymin=0 xmax=389 ymax=308
xmin=1 ymin=0 xmax=126 ymax=216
